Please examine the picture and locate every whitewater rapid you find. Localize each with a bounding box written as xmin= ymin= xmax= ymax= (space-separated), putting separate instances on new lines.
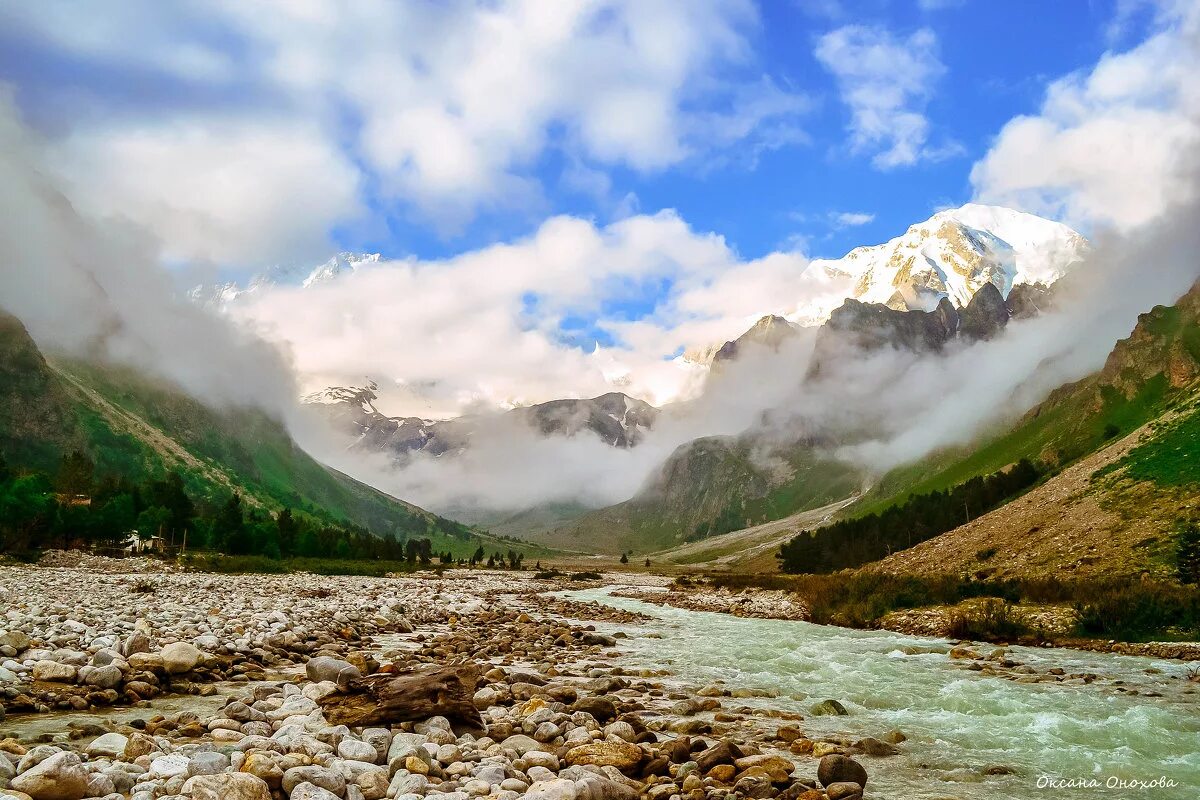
xmin=564 ymin=587 xmax=1200 ymax=800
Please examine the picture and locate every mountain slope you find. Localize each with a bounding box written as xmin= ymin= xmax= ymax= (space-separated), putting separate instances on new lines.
xmin=537 ymin=435 xmax=862 ymax=554
xmin=857 ymin=282 xmax=1200 ymax=579
xmin=0 ymin=311 xmax=483 ymax=551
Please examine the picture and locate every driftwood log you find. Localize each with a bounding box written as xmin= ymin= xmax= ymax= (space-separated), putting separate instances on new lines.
xmin=318 ymin=664 xmax=483 ymax=730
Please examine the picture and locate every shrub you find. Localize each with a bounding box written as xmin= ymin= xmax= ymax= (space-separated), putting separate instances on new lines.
xmin=948 ymin=599 xmax=1031 ymax=641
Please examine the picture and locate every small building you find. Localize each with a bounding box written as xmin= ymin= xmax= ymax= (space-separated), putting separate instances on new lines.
xmin=122 ymin=532 xmax=165 ymax=554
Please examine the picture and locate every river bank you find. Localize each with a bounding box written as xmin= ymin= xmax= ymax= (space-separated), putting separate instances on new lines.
xmin=1 ymin=559 xmax=1197 ymax=799
xmin=1 ymin=560 xmax=888 ymax=800
xmin=607 ymin=575 xmax=1200 ymax=661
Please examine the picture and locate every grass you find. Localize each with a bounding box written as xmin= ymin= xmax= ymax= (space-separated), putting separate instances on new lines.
xmin=180 ymin=553 xmax=437 ymax=576
xmin=1104 ymin=400 xmax=1200 ymax=487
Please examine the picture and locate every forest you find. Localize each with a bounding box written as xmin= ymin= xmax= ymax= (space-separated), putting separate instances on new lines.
xmin=777 ymin=459 xmax=1041 ymax=573
xmin=0 ymin=450 xmax=446 ymax=563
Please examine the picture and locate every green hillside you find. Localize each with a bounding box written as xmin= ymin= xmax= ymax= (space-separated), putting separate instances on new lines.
xmin=0 ymin=310 xmax=536 ymax=558
xmin=855 ymin=287 xmax=1200 ymax=519
xmin=541 ymin=435 xmax=861 ymax=554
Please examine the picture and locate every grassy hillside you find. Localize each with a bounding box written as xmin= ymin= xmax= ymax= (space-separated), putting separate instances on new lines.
xmin=0 ymin=311 xmax=546 ymax=558
xmin=541 ymin=436 xmax=861 ymax=554
xmin=857 ymin=284 xmax=1200 ymax=580
xmin=855 ymin=290 xmax=1200 ymax=518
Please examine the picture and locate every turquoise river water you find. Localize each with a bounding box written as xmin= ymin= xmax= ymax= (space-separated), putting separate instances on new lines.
xmin=564 ymin=587 xmax=1200 ymax=800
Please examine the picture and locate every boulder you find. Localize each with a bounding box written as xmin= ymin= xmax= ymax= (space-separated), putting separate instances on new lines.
xmin=571 ymin=696 xmax=617 ymax=722
xmin=84 ymin=733 xmax=128 ymax=759
xmin=289 ymin=782 xmax=342 ymax=800
xmin=826 ymin=782 xmax=864 ymax=800
xmin=31 ymin=662 xmax=76 ymax=683
xmin=161 ymin=642 xmax=202 ymax=674
xmin=817 ymin=755 xmax=867 ymax=789
xmin=181 ymin=772 xmax=272 ymax=800
xmin=563 ymin=742 xmax=643 ymax=772
xmin=83 ymin=665 xmax=123 ymax=690
xmin=10 ymin=751 xmax=89 ymax=800
xmin=305 ymin=657 xmax=361 ymax=685
xmin=810 ymin=699 xmax=848 ymax=716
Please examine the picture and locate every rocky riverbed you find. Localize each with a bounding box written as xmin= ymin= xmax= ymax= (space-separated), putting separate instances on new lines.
xmin=1 ymin=559 xmax=879 ymax=800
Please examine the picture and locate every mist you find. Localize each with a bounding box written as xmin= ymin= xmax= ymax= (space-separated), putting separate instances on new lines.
xmin=297 ymin=148 xmax=1200 ymax=523
xmin=0 ymin=96 xmax=297 ymax=415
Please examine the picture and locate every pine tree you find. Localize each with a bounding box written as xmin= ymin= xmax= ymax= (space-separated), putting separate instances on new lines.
xmin=1177 ymin=520 xmax=1200 ymax=584
xmin=620 ymin=552 xmax=629 ymax=564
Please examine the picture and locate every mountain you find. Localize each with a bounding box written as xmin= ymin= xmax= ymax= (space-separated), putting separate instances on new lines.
xmin=529 ymin=434 xmax=861 ymax=554
xmin=0 ymin=310 xmax=490 ymax=554
xmin=189 ymin=252 xmax=382 ymax=307
xmin=711 ymin=315 xmax=801 ymax=366
xmin=861 ymin=281 xmax=1200 ymax=580
xmin=797 ymin=203 xmax=1085 ymax=320
xmin=304 ymin=384 xmax=658 ymax=461
xmin=540 ymin=283 xmax=1070 ymax=554
xmin=683 ymin=203 xmax=1082 ymax=365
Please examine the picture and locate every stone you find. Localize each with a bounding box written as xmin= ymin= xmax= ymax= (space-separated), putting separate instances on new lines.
xmin=282 ymin=766 xmax=345 ymax=796
xmin=825 ymin=782 xmax=864 ymax=800
xmin=563 ymin=742 xmax=642 ymax=772
xmin=181 ymin=772 xmax=272 ymax=800
xmin=571 ymin=697 xmax=616 ymax=722
xmin=386 ymin=772 xmax=427 ymax=797
xmin=523 ymin=778 xmax=576 ymax=800
xmin=186 ymin=752 xmax=230 ymax=777
xmin=84 ymin=733 xmax=129 ymax=759
xmin=290 ymin=782 xmax=342 ymax=800
xmin=338 ymin=739 xmax=378 ymax=763
xmin=0 ymin=631 xmax=31 ymax=652
xmin=10 ymin=752 xmax=89 ymax=800
xmin=83 ymin=664 xmax=123 ymax=689
xmin=810 ymin=699 xmax=848 ymax=716
xmin=305 ymin=657 xmax=361 ymax=685
xmin=499 ymin=735 xmax=542 ymax=756
xmin=31 ymin=662 xmax=76 ymax=683
xmin=855 ymin=737 xmax=899 ymax=756
xmin=148 ymin=754 xmax=191 ymax=779
xmin=734 ymin=754 xmax=794 ymax=783
xmin=161 ymin=642 xmax=202 ymax=674
xmin=817 ymin=755 xmax=867 ymax=789
xmin=694 ymin=741 xmax=742 ymax=773
xmin=123 ymin=733 xmax=160 ymax=760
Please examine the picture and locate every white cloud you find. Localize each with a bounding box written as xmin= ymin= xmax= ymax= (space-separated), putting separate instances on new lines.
xmin=226 ymin=211 xmax=833 ymax=417
xmin=48 ymin=120 xmax=362 ymax=266
xmin=5 ymin=0 xmax=806 ymax=260
xmin=833 ymin=211 xmax=875 ymax=227
xmin=814 ymin=24 xmax=959 ymax=168
xmin=971 ymin=2 xmax=1200 ymax=233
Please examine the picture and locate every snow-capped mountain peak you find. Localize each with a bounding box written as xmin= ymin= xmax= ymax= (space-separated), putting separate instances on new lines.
xmin=189 ymin=252 xmax=382 ymax=308
xmin=800 ymin=203 xmax=1086 ymax=318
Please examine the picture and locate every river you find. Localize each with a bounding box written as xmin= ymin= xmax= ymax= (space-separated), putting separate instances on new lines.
xmin=564 ymin=586 xmax=1200 ymax=800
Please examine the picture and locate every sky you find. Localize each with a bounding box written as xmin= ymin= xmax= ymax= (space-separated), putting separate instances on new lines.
xmin=1 ymin=0 xmax=1196 ymax=417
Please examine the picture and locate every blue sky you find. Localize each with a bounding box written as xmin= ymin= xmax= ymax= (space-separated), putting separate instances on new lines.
xmin=0 ymin=0 xmax=1154 ymax=270
xmin=326 ymin=0 xmax=1155 ymax=263
xmin=0 ymin=0 xmax=1191 ymax=414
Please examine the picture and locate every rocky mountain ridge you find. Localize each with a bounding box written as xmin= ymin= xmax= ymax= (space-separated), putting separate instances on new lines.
xmin=304 ymin=384 xmax=658 ymax=462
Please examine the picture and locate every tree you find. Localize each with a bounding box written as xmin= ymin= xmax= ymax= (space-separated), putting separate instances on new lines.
xmin=276 ymin=508 xmax=299 ymax=556
xmin=218 ymin=494 xmax=250 ymax=554
xmin=620 ymin=552 xmax=629 ymax=564
xmin=644 ymin=558 xmax=651 ymax=567
xmin=55 ymin=451 xmax=94 ymax=498
xmin=1178 ymin=520 xmax=1200 ymax=584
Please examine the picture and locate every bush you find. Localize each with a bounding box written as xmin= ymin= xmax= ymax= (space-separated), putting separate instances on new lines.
xmin=569 ymin=571 xmax=602 ymax=581
xmin=948 ymin=599 xmax=1031 ymax=641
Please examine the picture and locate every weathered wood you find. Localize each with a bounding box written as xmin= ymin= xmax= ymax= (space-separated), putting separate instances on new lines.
xmin=318 ymin=664 xmax=483 ymax=729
